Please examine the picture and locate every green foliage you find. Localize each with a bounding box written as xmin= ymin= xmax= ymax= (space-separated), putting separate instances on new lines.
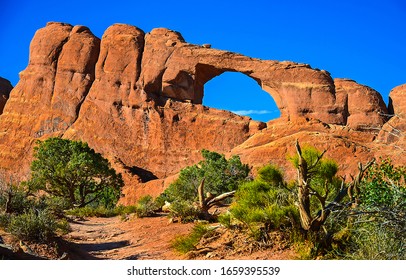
xmin=0 ymin=184 xmax=32 ymax=215
xmin=289 ymin=145 xmax=341 ymax=222
xmin=168 ymin=200 xmax=200 ymax=223
xmin=134 ymin=195 xmax=158 ymax=218
xmin=0 ymin=182 xmax=71 ymax=242
xmin=344 ymin=220 xmax=405 ymax=260
xmin=217 ymin=211 xmax=232 ymax=228
xmin=28 ymin=137 xmax=124 ymax=209
xmin=324 ymin=158 xmax=406 ymax=260
xmin=0 ymin=213 xmax=10 ymax=228
xmin=7 ymin=209 xmax=58 ymax=242
xmin=159 ymin=150 xmax=250 ymax=204
xmin=156 ymin=150 xmax=250 ymax=222
xmin=66 ymin=205 xmax=122 ymax=218
xmin=360 ymin=158 xmax=406 ymax=208
xmin=289 ymin=146 xmax=338 ymax=182
xmin=172 ymin=223 xmax=213 ymax=254
xmin=344 ymin=158 xmax=406 ymax=260
xmin=257 ymin=164 xmax=284 ymax=186
xmin=230 ymin=165 xmax=299 ymax=240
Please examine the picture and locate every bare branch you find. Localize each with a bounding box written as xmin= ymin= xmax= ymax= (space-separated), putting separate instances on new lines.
xmin=206 ymin=191 xmax=236 ymax=209
xmin=197 ymin=178 xmax=206 ymax=209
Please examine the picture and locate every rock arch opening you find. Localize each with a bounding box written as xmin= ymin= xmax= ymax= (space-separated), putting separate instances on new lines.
xmin=202 ymin=72 xmax=280 ymax=122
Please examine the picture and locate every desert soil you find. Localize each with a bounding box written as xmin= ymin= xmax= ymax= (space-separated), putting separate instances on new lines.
xmin=61 ymin=214 xmax=297 ymax=260
xmin=63 ymin=214 xmax=194 ymax=260
xmin=1 ymin=213 xmax=297 ymax=260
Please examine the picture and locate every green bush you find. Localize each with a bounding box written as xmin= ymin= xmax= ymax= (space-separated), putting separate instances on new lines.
xmin=0 ymin=213 xmax=11 ymax=228
xmin=7 ymin=209 xmax=58 ymax=242
xmin=158 ymin=150 xmax=250 ymax=204
xmin=168 ymin=200 xmax=200 ymax=223
xmin=66 ymin=205 xmax=121 ymax=218
xmin=134 ymin=195 xmax=158 ymax=218
xmin=360 ymin=158 xmax=406 ymax=208
xmin=230 ymin=165 xmax=299 ymax=240
xmin=217 ymin=212 xmax=232 ymax=228
xmin=324 ymin=158 xmax=406 ymax=260
xmin=345 ymin=159 xmax=406 ymax=259
xmin=0 ymin=184 xmax=32 ymax=215
xmin=172 ymin=223 xmax=213 ymax=254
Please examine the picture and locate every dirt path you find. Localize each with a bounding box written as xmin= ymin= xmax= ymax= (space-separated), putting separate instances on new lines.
xmin=61 ymin=214 xmax=297 ymax=260
xmin=64 ymin=215 xmax=193 ymax=260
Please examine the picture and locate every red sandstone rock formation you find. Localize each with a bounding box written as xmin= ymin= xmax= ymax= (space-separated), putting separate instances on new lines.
xmin=334 ymin=78 xmax=388 ymax=130
xmin=0 ymin=22 xmax=404 ymax=204
xmin=377 ymin=84 xmax=406 ymax=144
xmin=0 ymin=22 xmax=100 ymax=176
xmin=0 ymin=77 xmax=12 ymax=114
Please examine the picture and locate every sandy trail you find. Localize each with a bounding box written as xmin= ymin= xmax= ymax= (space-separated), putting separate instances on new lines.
xmin=64 ymin=215 xmax=193 ymax=260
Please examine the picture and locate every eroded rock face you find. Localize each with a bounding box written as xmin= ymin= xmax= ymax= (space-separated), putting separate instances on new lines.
xmin=388 ymin=84 xmax=406 ymax=117
xmin=377 ymin=84 xmax=406 ymax=144
xmin=0 ymin=77 xmax=13 ymax=114
xmin=0 ymin=22 xmax=404 ymax=204
xmin=0 ymin=22 xmax=100 ymax=176
xmin=334 ymin=78 xmax=388 ymax=130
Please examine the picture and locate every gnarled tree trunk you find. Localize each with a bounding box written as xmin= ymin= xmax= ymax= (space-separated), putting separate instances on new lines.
xmin=295 ymin=140 xmax=374 ymax=232
xmin=197 ymin=178 xmax=236 ymax=220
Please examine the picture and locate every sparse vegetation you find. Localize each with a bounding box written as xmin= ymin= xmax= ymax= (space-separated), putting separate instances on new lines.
xmin=156 ymin=150 xmax=250 ymax=222
xmin=230 ymin=166 xmax=299 ymax=241
xmin=0 ymin=138 xmax=126 ymax=247
xmin=172 ymin=222 xmax=214 ymax=254
xmin=7 ymin=209 xmax=58 ymax=242
xmin=326 ymin=158 xmax=406 ymax=259
xmin=134 ymin=195 xmax=158 ymax=218
xmin=0 ymin=182 xmax=70 ymax=242
xmin=1 ymin=141 xmax=404 ymax=260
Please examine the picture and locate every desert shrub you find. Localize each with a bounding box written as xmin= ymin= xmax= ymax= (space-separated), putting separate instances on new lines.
xmin=156 ymin=150 xmax=250 ymax=222
xmin=0 ymin=184 xmax=32 ymax=215
xmin=217 ymin=211 xmax=232 ymax=228
xmin=172 ymin=223 xmax=213 ymax=254
xmin=230 ymin=165 xmax=299 ymax=240
xmin=0 ymin=213 xmax=11 ymax=228
xmin=345 ymin=219 xmax=405 ymax=260
xmin=158 ymin=150 xmax=250 ymax=205
xmin=360 ymin=158 xmax=406 ymax=208
xmin=66 ymin=205 xmax=121 ymax=218
xmin=323 ymin=158 xmax=406 ymax=259
xmin=168 ymin=200 xmax=200 ymax=223
xmin=28 ymin=195 xmax=72 ymax=220
xmin=134 ymin=195 xmax=158 ymax=218
xmin=344 ymin=159 xmax=406 ymax=259
xmin=7 ymin=209 xmax=58 ymax=242
xmin=0 ymin=176 xmax=71 ymax=242
xmin=65 ymin=204 xmax=142 ymax=218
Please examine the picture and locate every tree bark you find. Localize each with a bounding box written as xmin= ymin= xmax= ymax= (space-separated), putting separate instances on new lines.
xmin=197 ymin=177 xmax=236 ymax=220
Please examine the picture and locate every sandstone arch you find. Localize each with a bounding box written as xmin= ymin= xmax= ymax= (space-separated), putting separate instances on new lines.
xmin=154 ymin=43 xmax=343 ymax=124
xmin=202 ymin=71 xmax=280 ymax=121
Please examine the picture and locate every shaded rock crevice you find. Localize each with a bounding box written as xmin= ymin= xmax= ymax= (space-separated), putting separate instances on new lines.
xmin=0 ymin=77 xmax=13 ymax=114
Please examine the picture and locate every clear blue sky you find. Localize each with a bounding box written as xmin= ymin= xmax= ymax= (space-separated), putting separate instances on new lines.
xmin=1 ymin=0 xmax=405 ymax=122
